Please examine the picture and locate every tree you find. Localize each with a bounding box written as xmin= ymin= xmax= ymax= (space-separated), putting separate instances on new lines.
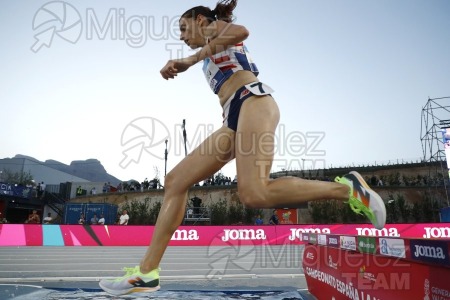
xmin=120 ymin=198 xmax=161 ymax=225
xmin=1 ymin=169 xmax=34 ymax=185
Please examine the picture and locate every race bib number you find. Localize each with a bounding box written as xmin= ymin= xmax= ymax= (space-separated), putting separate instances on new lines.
xmin=244 ymin=82 xmax=274 ymax=96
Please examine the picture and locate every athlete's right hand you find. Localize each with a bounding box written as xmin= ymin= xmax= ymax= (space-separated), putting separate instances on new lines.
xmin=160 ymin=58 xmax=196 ymax=80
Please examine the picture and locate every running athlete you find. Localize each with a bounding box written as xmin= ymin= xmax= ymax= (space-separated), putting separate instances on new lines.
xmin=99 ymin=0 xmax=386 ymax=295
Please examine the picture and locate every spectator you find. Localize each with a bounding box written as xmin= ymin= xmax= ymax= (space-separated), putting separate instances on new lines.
xmin=36 ymin=183 xmax=42 ymax=198
xmin=90 ymin=214 xmax=99 ymax=225
xmin=78 ymin=213 xmax=85 ymax=225
xmin=255 ymin=214 xmax=264 ymax=225
xmin=40 ymin=182 xmax=46 ymax=197
xmin=119 ymin=210 xmax=129 ymax=225
xmin=27 ymin=210 xmax=40 ymax=224
xmin=43 ymin=213 xmax=53 ymax=224
xmin=269 ymin=210 xmax=279 ymax=225
xmin=103 ymin=183 xmax=108 ymax=193
xmin=76 ymin=186 xmax=83 ymax=196
xmin=0 ymin=212 xmax=7 ymax=224
xmin=98 ymin=214 xmax=105 ymax=225
xmin=91 ymin=187 xmax=97 ymax=195
xmin=191 ymin=196 xmax=202 ymax=216
xmin=186 ymin=208 xmax=193 ymax=218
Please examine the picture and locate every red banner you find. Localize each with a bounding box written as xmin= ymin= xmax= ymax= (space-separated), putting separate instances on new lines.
xmin=303 ymin=237 xmax=450 ymax=299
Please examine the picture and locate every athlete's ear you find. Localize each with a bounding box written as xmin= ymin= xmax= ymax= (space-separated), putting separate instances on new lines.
xmin=196 ymin=14 xmax=206 ymax=26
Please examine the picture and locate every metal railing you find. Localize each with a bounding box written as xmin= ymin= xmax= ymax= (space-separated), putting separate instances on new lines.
xmin=183 ymin=207 xmax=211 ymax=225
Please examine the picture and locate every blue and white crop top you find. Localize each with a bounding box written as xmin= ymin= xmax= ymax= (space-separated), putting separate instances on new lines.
xmin=202 ymin=42 xmax=259 ymax=94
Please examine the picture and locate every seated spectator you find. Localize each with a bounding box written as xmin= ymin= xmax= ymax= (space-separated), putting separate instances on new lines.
xmin=98 ymin=214 xmax=105 ymax=225
xmin=43 ymin=213 xmax=53 ymax=224
xmin=255 ymin=214 xmax=264 ymax=225
xmin=27 ymin=210 xmax=40 ymax=224
xmin=90 ymin=214 xmax=99 ymax=225
xmin=78 ymin=213 xmax=85 ymax=225
xmin=119 ymin=210 xmax=129 ymax=225
xmin=269 ymin=210 xmax=279 ymax=225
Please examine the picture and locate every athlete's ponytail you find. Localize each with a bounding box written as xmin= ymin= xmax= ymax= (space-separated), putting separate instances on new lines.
xmin=181 ymin=0 xmax=237 ymax=23
xmin=212 ymin=0 xmax=237 ymax=23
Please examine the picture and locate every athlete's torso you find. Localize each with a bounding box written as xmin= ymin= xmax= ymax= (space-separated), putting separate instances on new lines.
xmin=203 ymin=43 xmax=259 ymax=102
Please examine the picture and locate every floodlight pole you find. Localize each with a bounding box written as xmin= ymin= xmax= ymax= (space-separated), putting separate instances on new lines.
xmin=164 ymin=139 xmax=168 ymax=177
xmin=182 ymin=119 xmax=187 ymax=157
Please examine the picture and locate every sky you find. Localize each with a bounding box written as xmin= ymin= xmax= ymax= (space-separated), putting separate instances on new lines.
xmin=1 ymin=0 xmax=449 ymax=183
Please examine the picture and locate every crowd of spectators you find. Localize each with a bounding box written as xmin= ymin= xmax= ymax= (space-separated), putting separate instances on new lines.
xmin=115 ymin=178 xmax=161 ymax=192
xmin=111 ymin=173 xmax=237 ymax=193
xmin=198 ymin=173 xmax=237 ymax=187
xmin=272 ymin=172 xmax=448 ymax=188
xmin=365 ymin=173 xmax=447 ymax=187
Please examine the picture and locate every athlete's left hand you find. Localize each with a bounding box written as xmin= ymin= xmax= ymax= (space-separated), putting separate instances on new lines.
xmin=160 ymin=57 xmax=196 ymax=80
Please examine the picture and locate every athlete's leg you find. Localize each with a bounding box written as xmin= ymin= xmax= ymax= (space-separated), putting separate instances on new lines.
xmin=235 ymin=95 xmax=350 ymax=209
xmin=139 ymin=126 xmax=235 ymax=273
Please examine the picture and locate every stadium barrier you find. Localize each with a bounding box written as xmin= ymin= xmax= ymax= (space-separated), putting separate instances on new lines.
xmin=0 ymin=223 xmax=449 ymax=246
xmin=302 ymin=232 xmax=450 ymax=299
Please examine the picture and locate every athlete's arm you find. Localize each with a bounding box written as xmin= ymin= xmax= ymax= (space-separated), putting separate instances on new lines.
xmin=160 ymin=21 xmax=249 ymax=80
xmin=194 ymin=20 xmax=249 ymax=62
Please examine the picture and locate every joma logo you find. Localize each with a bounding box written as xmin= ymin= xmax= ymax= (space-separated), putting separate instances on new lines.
xmin=288 ymin=228 xmax=331 ymax=241
xmin=222 ymin=229 xmax=267 ymax=241
xmin=413 ymin=245 xmax=446 ymax=259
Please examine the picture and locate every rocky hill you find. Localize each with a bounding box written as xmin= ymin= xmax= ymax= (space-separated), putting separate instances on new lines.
xmin=14 ymin=155 xmax=121 ymax=185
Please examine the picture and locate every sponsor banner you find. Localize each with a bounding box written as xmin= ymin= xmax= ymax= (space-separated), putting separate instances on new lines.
xmin=170 ymin=226 xmax=278 ymax=247
xmin=277 ymin=225 xmax=331 ymax=244
xmin=309 ymin=233 xmax=318 ymax=245
xmin=340 ymin=236 xmax=357 ymax=251
xmin=327 ymin=235 xmax=340 ymax=248
xmin=410 ymin=239 xmax=450 ymax=267
xmin=0 ymin=182 xmax=32 ymax=199
xmin=379 ymin=238 xmax=406 ymax=258
xmin=275 ymin=223 xmax=450 ymax=244
xmin=301 ymin=233 xmax=310 ymax=242
xmin=274 ymin=208 xmax=298 ymax=224
xmin=1 ymin=224 xmax=450 ymax=246
xmin=357 ymin=236 xmax=376 ymax=254
xmin=317 ymin=234 xmax=327 ymax=246
xmin=303 ymin=244 xmax=450 ymax=300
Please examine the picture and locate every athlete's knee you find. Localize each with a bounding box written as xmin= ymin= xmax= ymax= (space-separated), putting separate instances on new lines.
xmin=164 ymin=171 xmax=187 ymax=195
xmin=238 ymin=185 xmax=268 ymax=208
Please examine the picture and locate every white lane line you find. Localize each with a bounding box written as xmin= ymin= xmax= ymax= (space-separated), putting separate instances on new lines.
xmin=0 ymin=267 xmax=304 ymax=273
xmin=0 ymin=283 xmax=44 ymax=288
xmin=0 ymin=274 xmax=306 ymax=283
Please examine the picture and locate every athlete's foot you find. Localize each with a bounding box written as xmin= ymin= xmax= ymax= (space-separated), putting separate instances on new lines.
xmin=335 ymin=171 xmax=386 ymax=230
xmin=99 ymin=266 xmax=160 ymax=296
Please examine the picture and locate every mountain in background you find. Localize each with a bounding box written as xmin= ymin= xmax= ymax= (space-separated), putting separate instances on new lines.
xmin=14 ymin=155 xmax=121 ymax=185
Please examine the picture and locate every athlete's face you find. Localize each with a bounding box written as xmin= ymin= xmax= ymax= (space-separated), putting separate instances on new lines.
xmin=179 ymin=16 xmax=207 ymax=49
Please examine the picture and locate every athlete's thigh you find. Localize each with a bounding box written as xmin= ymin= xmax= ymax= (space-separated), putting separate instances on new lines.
xmin=168 ymin=125 xmax=236 ymax=190
xmin=235 ymin=95 xmax=280 ymax=187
